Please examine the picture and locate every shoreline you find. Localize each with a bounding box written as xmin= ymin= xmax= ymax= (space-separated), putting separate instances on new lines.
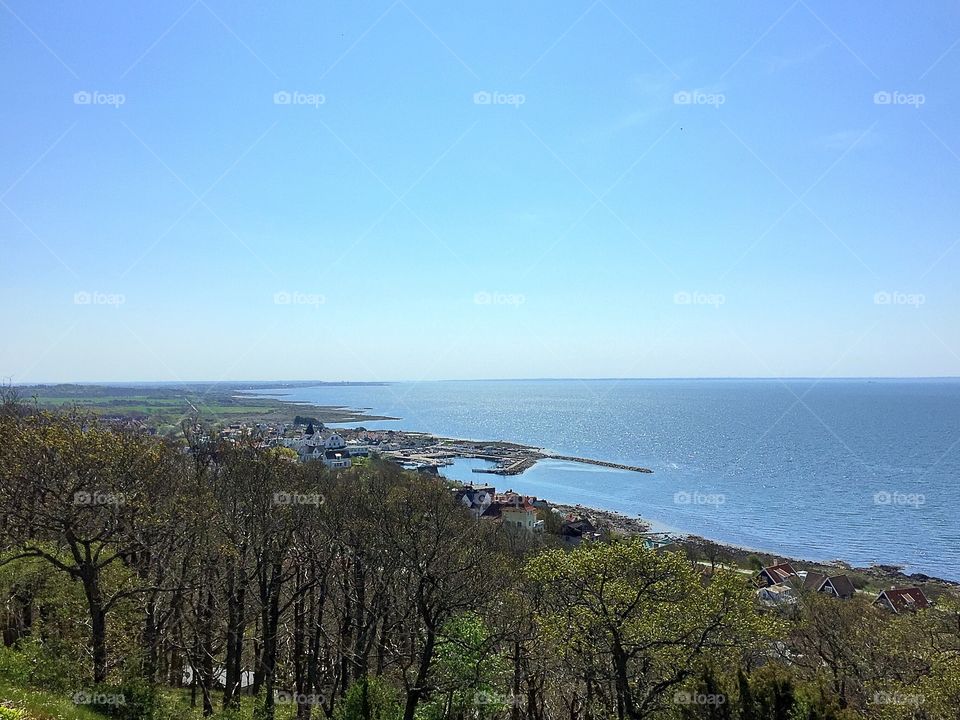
xmin=538 ymin=499 xmax=959 ymax=591
xmin=231 ymin=390 xmax=960 ymax=589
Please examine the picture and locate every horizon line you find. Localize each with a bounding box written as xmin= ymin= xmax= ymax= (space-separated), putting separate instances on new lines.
xmin=8 ymin=375 xmax=960 ymax=387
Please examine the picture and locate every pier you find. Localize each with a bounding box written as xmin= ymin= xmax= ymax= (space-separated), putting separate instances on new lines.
xmin=470 ymin=457 xmax=537 ymax=475
xmin=540 ymin=454 xmax=653 ymax=473
xmin=471 ymin=453 xmax=653 ymax=476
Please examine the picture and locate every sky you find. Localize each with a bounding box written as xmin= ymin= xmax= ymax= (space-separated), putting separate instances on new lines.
xmin=2 ymin=1 xmax=959 ymax=383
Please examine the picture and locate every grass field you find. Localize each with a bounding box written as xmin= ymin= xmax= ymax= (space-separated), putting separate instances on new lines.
xmin=0 ymin=682 xmax=108 ymax=720
xmin=12 ymin=383 xmax=394 ymax=434
xmin=0 ymin=682 xmax=300 ymax=720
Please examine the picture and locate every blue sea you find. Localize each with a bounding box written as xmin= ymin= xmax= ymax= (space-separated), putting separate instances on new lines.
xmin=251 ymin=379 xmax=960 ymax=580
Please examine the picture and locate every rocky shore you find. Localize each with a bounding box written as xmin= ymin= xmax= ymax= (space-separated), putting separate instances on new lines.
xmin=550 ymin=502 xmax=653 ymax=536
xmin=540 ymin=503 xmax=959 ymax=598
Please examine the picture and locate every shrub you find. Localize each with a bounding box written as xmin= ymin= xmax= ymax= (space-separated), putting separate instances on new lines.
xmin=74 ymin=681 xmax=161 ymax=720
xmin=335 ymin=677 xmax=402 ymax=720
xmin=0 ymin=646 xmax=29 ymax=685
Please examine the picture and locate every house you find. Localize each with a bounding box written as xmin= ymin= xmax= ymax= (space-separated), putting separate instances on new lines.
xmin=298 ymin=430 xmax=352 ymax=469
xmin=297 ymin=425 xmax=324 ymax=462
xmin=298 ymin=443 xmax=325 ymax=463
xmin=801 ymin=572 xmax=827 ymax=593
xmin=559 ymin=517 xmax=602 ymax=546
xmin=757 ymin=583 xmax=798 ymax=607
xmin=452 ymin=484 xmax=496 ymax=519
xmin=641 ymin=533 xmax=675 ymax=551
xmin=322 ymin=433 xmax=352 ymax=469
xmin=479 ymin=502 xmax=502 ymax=521
xmin=755 ymin=562 xmax=799 ymax=587
xmin=801 ymin=572 xmax=856 ymax=599
xmin=819 ymin=575 xmax=856 ymax=599
xmin=873 ymin=587 xmax=931 ymax=613
xmin=500 ymin=496 xmax=543 ymax=533
xmin=488 ymin=491 xmax=543 ymax=532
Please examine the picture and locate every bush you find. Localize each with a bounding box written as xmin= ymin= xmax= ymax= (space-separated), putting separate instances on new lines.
xmin=0 ymin=639 xmax=83 ymax=693
xmin=0 ymin=646 xmax=29 ymax=686
xmin=0 ymin=706 xmax=25 ymax=720
xmin=335 ymin=677 xmax=402 ymax=720
xmin=75 ymin=681 xmax=161 ymax=720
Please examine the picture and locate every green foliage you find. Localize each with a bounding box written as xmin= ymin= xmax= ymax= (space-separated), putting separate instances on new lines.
xmin=0 ymin=638 xmax=86 ymax=693
xmin=743 ymin=664 xmax=795 ymax=720
xmin=418 ymin=614 xmax=511 ymax=720
xmin=676 ymin=665 xmax=733 ymax=719
xmin=334 ymin=677 xmax=401 ymax=720
xmin=72 ymin=682 xmax=161 ymax=720
xmin=0 ymin=646 xmax=29 ymax=686
xmin=0 ymin=681 xmax=109 ymax=720
xmin=2 ymin=405 xmax=958 ymax=720
xmin=528 ymin=539 xmax=776 ymax=716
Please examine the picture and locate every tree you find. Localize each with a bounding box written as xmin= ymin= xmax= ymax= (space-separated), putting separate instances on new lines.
xmin=0 ymin=410 xmax=187 ymax=683
xmin=526 ymin=539 xmax=772 ymax=720
xmin=376 ymin=470 xmax=503 ymax=720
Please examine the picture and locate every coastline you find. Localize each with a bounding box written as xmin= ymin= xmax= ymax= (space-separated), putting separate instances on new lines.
xmin=538 ymin=499 xmax=959 ymax=592
xmin=248 ymin=389 xmax=958 ymax=588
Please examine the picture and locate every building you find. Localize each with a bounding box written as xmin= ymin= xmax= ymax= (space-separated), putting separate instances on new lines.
xmin=501 ymin=500 xmax=542 ymax=532
xmin=558 ymin=517 xmax=602 ymax=546
xmin=873 ymin=587 xmax=931 ymax=613
xmin=801 ymin=572 xmax=855 ymax=599
xmin=490 ymin=491 xmax=543 ymax=532
xmin=755 ymin=562 xmax=799 ymax=588
xmin=641 ymin=533 xmax=675 ymax=551
xmin=757 ymin=583 xmax=798 ymax=607
xmin=819 ymin=575 xmax=856 ymax=599
xmin=453 ymin=484 xmax=496 ymax=519
xmin=322 ymin=432 xmax=352 ymax=469
xmin=297 ymin=429 xmax=352 ymax=469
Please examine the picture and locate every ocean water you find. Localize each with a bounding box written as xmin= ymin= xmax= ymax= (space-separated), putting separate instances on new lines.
xmin=252 ymin=379 xmax=960 ymax=580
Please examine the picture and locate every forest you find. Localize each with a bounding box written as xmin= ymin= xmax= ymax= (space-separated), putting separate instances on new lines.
xmin=0 ymin=396 xmax=957 ymax=720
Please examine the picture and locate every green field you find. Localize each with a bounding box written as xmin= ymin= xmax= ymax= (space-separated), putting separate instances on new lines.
xmin=0 ymin=681 xmax=108 ymax=720
xmin=12 ymin=383 xmax=393 ymax=434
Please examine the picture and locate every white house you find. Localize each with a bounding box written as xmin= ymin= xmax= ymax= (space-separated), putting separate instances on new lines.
xmin=322 ymin=432 xmax=352 ymax=469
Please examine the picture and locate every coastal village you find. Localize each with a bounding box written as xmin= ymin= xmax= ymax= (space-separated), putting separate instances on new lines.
xmin=753 ymin=560 xmax=933 ymax=614
xmin=2 ymin=394 xmax=955 ymax=719
xmin=214 ymin=418 xmax=676 ymax=547
xmin=216 ymin=417 xmax=654 ymax=476
xmin=211 ymin=418 xmax=949 ymax=609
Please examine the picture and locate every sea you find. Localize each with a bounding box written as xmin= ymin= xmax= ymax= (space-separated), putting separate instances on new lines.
xmin=250 ymin=379 xmax=960 ymax=580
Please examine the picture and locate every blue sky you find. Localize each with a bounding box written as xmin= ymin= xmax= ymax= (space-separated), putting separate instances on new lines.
xmin=2 ymin=0 xmax=959 ymax=382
